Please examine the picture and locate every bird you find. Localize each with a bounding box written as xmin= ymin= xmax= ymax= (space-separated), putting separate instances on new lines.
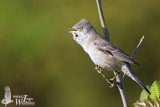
xmin=68 ymin=19 xmax=151 ymax=94
xmin=1 ymin=86 xmax=14 ymax=106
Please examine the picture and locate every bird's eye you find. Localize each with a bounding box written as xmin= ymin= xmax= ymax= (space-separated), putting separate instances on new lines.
xmin=78 ymin=26 xmax=83 ymax=30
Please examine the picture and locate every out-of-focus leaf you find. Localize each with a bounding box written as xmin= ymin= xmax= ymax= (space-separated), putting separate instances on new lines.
xmin=154 ymin=96 xmax=160 ymax=107
xmin=145 ymin=98 xmax=154 ymax=107
xmin=149 ymin=81 xmax=160 ymax=100
xmin=134 ymin=81 xmax=160 ymax=107
xmin=140 ymin=86 xmax=149 ymax=101
xmin=134 ymin=101 xmax=146 ymax=106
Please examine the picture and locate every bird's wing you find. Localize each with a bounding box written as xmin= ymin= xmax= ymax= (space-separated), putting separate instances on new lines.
xmin=4 ymin=86 xmax=12 ymax=100
xmin=93 ymin=40 xmax=139 ymax=65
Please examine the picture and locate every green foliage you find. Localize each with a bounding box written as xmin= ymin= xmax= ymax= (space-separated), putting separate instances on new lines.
xmin=150 ymin=81 xmax=160 ymax=100
xmin=140 ymin=86 xmax=149 ymax=101
xmin=134 ymin=80 xmax=160 ymax=107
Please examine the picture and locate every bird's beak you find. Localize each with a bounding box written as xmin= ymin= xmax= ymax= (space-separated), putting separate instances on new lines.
xmin=67 ymin=27 xmax=76 ymax=33
xmin=68 ymin=31 xmax=73 ymax=33
xmin=67 ymin=27 xmax=74 ymax=29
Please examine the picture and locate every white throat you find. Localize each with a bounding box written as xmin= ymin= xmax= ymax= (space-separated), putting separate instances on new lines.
xmin=72 ymin=31 xmax=90 ymax=53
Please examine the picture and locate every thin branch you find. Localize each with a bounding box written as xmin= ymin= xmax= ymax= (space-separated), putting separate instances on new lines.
xmin=122 ymin=35 xmax=145 ymax=82
xmin=96 ymin=0 xmax=110 ymax=42
xmin=131 ymin=35 xmax=145 ymax=58
xmin=96 ymin=0 xmax=128 ymax=107
xmin=114 ymin=70 xmax=128 ymax=107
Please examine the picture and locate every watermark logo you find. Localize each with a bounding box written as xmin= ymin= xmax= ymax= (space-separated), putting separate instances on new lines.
xmin=13 ymin=95 xmax=35 ymax=106
xmin=1 ymin=86 xmax=13 ymax=106
xmin=1 ymin=86 xmax=35 ymax=106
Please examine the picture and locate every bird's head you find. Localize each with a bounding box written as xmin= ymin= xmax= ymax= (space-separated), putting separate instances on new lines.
xmin=68 ymin=19 xmax=96 ymax=45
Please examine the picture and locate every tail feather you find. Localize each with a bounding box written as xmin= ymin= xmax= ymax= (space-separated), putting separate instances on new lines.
xmin=121 ymin=63 xmax=151 ymax=94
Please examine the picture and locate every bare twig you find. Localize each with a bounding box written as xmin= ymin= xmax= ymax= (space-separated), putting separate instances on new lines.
xmin=131 ymin=35 xmax=145 ymax=58
xmin=96 ymin=0 xmax=128 ymax=106
xmin=96 ymin=0 xmax=110 ymax=42
xmin=114 ymin=70 xmax=128 ymax=107
xmin=122 ymin=35 xmax=145 ymax=82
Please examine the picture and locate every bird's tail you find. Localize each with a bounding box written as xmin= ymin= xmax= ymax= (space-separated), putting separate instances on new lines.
xmin=121 ymin=63 xmax=151 ymax=94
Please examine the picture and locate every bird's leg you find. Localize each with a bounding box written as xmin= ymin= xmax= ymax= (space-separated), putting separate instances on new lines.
xmin=110 ymin=70 xmax=120 ymax=81
xmin=112 ymin=70 xmax=122 ymax=86
xmin=95 ymin=65 xmax=119 ymax=87
xmin=95 ymin=65 xmax=102 ymax=73
xmin=109 ymin=71 xmax=121 ymax=88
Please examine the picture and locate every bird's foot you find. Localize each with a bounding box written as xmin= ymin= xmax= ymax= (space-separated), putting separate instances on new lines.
xmin=95 ymin=65 xmax=120 ymax=87
xmin=108 ymin=79 xmax=121 ymax=88
xmin=95 ymin=65 xmax=121 ymax=87
xmin=110 ymin=70 xmax=120 ymax=81
xmin=107 ymin=80 xmax=115 ymax=88
xmin=109 ymin=71 xmax=121 ymax=87
xmin=95 ymin=65 xmax=102 ymax=73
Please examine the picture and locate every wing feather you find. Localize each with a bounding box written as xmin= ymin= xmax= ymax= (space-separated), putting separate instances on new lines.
xmin=94 ymin=40 xmax=139 ymax=65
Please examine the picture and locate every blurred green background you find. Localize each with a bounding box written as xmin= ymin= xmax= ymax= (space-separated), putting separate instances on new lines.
xmin=0 ymin=0 xmax=160 ymax=107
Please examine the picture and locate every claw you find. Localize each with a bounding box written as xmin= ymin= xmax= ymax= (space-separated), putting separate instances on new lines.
xmin=109 ymin=83 xmax=114 ymax=88
xmin=95 ymin=65 xmax=121 ymax=88
xmin=95 ymin=65 xmax=102 ymax=73
xmin=110 ymin=71 xmax=119 ymax=81
xmin=108 ymin=80 xmax=121 ymax=88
